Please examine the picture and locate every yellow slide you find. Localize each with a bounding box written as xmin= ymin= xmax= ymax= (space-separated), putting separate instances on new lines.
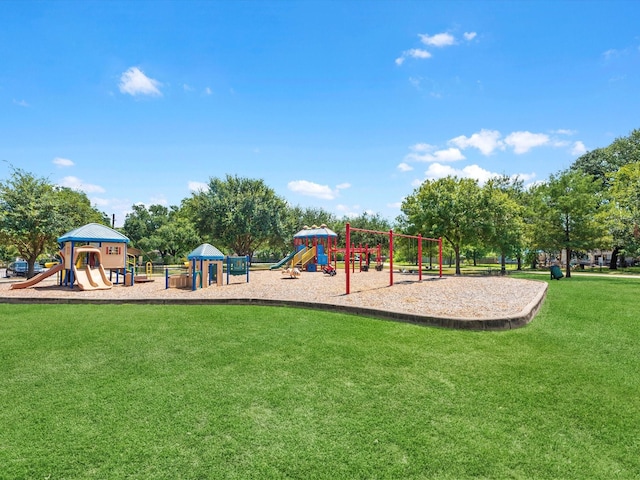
xmin=288 ymin=246 xmax=309 ymax=268
xmin=10 ymin=264 xmax=64 ymax=290
xmin=299 ymin=246 xmax=317 ymax=267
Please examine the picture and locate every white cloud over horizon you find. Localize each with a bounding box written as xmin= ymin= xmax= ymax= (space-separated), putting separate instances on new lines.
xmin=59 ymin=176 xmax=106 ymax=194
xmin=449 ymin=129 xmax=504 ymax=156
xmin=188 ymin=181 xmax=209 ymax=192
xmin=413 ymin=162 xmax=536 ymax=186
xmin=405 ymin=146 xmax=465 ymax=163
xmin=119 ymin=67 xmax=162 ymax=96
xmin=571 ymin=141 xmax=587 ymax=156
xmin=53 ymin=157 xmax=74 ymax=167
xmin=288 ymin=180 xmax=349 ymax=200
xmin=504 ymin=131 xmax=550 ymax=154
xmin=403 ymin=128 xmax=586 ymax=168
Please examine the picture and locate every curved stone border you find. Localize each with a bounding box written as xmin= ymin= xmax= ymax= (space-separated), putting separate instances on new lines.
xmin=0 ymin=282 xmax=547 ymax=330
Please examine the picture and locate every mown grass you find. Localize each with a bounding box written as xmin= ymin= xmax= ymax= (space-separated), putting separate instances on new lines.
xmin=1 ymin=275 xmax=639 ymax=479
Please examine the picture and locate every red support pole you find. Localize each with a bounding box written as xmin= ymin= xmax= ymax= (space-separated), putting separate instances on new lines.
xmin=389 ymin=229 xmax=394 ymax=287
xmin=418 ymin=234 xmax=422 ymax=281
xmin=439 ymin=237 xmax=443 ymax=278
xmin=346 ymin=223 xmax=351 ymax=294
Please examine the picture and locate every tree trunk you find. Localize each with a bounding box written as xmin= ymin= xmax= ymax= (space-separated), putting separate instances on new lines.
xmin=454 ymin=245 xmax=461 ymax=275
xmin=565 ymin=248 xmax=572 ymax=278
xmin=517 ymin=253 xmax=522 ymax=271
xmin=500 ymin=249 xmax=506 ymax=274
xmin=609 ymin=246 xmax=619 ymax=270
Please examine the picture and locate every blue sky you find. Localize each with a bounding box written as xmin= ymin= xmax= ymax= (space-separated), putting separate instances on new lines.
xmin=1 ymin=1 xmax=639 ymax=226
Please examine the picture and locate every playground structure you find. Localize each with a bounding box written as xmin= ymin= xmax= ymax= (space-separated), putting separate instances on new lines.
xmin=165 ymin=243 xmax=249 ymax=290
xmin=344 ymin=223 xmax=442 ymax=295
xmin=270 ymin=225 xmax=338 ymax=273
xmin=166 ymin=243 xmax=224 ymax=290
xmin=10 ymin=223 xmax=130 ymax=291
xmin=58 ymin=223 xmax=130 ymax=290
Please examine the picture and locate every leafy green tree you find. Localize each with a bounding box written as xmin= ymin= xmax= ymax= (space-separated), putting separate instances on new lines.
xmin=338 ymin=212 xmax=392 ymax=251
xmin=529 ymin=170 xmax=606 ymax=277
xmin=401 ymin=176 xmax=485 ymax=275
xmin=572 ymin=129 xmax=640 ymax=188
xmin=481 ymin=176 xmax=526 ymax=272
xmin=0 ymin=168 xmax=107 ymax=278
xmin=122 ymin=204 xmax=201 ymax=263
xmin=607 ymin=162 xmax=640 ymax=262
xmin=185 ymin=175 xmax=288 ymax=257
xmin=274 ymin=205 xmax=339 ymax=256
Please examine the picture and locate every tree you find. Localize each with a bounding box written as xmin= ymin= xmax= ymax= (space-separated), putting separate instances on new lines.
xmin=571 ymin=129 xmax=640 ymax=188
xmin=607 ymin=162 xmax=640 ymax=262
xmin=0 ymin=168 xmax=107 ymax=278
xmin=122 ymin=204 xmax=200 ymax=262
xmin=481 ymin=176 xmax=526 ymax=272
xmin=185 ymin=175 xmax=288 ymax=257
xmin=571 ymin=129 xmax=640 ymax=267
xmin=401 ymin=176 xmax=485 ymax=275
xmin=338 ymin=212 xmax=391 ymax=250
xmin=529 ymin=170 xmax=606 ymax=277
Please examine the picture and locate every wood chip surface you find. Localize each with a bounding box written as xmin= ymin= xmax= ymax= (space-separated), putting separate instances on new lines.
xmin=0 ymin=269 xmax=547 ymax=321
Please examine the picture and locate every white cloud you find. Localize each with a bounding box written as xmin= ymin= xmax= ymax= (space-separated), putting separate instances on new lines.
xmin=504 ymin=131 xmax=550 ymax=154
xmin=396 ymin=48 xmax=432 ymax=65
xmin=406 ymin=147 xmax=465 ymax=163
xmin=397 ymin=162 xmax=413 ymax=172
xmin=118 ymin=67 xmax=162 ymax=96
xmin=571 ymin=141 xmax=587 ymax=156
xmin=335 ymin=183 xmax=351 ymax=190
xmin=149 ymin=195 xmax=168 ymax=206
xmin=288 ymin=180 xmax=338 ymax=200
xmin=188 ymin=181 xmax=209 ymax=192
xmin=204 ymin=87 xmax=213 ymax=95
xmin=553 ymin=129 xmax=576 ymax=135
xmin=183 ymin=84 xmax=195 ymax=92
xmin=419 ymin=32 xmax=456 ymax=47
xmin=59 ymin=176 xmax=106 ymax=193
xmin=53 ymin=157 xmax=74 ymax=168
xmin=335 ymin=204 xmax=360 ymax=218
xmin=602 ymin=48 xmax=620 ymax=61
xmin=422 ymin=163 xmax=498 ymax=184
xmin=411 ymin=143 xmax=435 ymax=152
xmin=407 ymin=48 xmax=431 ymax=59
xmin=13 ymin=99 xmax=29 ymax=107
xmin=463 ymin=32 xmax=477 ymax=41
xmin=387 ymin=201 xmax=402 ymax=209
xmin=449 ymin=129 xmax=504 ymax=156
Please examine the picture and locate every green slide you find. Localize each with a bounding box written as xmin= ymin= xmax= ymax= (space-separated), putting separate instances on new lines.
xmin=269 ymin=251 xmax=296 ymax=270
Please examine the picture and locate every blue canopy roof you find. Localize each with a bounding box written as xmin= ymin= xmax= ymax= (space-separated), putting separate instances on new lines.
xmin=187 ymin=243 xmax=225 ymax=260
xmin=293 ymin=225 xmax=338 ymax=239
xmin=58 ymin=223 xmax=129 ymax=243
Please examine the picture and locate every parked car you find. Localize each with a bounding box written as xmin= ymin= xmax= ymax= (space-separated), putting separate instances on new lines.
xmin=5 ymin=260 xmax=45 ymax=277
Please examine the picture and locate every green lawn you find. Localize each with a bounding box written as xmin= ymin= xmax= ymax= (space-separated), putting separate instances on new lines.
xmin=1 ymin=275 xmax=639 ymax=479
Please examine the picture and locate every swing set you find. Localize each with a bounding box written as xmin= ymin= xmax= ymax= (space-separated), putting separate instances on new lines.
xmin=344 ymin=223 xmax=442 ymax=295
